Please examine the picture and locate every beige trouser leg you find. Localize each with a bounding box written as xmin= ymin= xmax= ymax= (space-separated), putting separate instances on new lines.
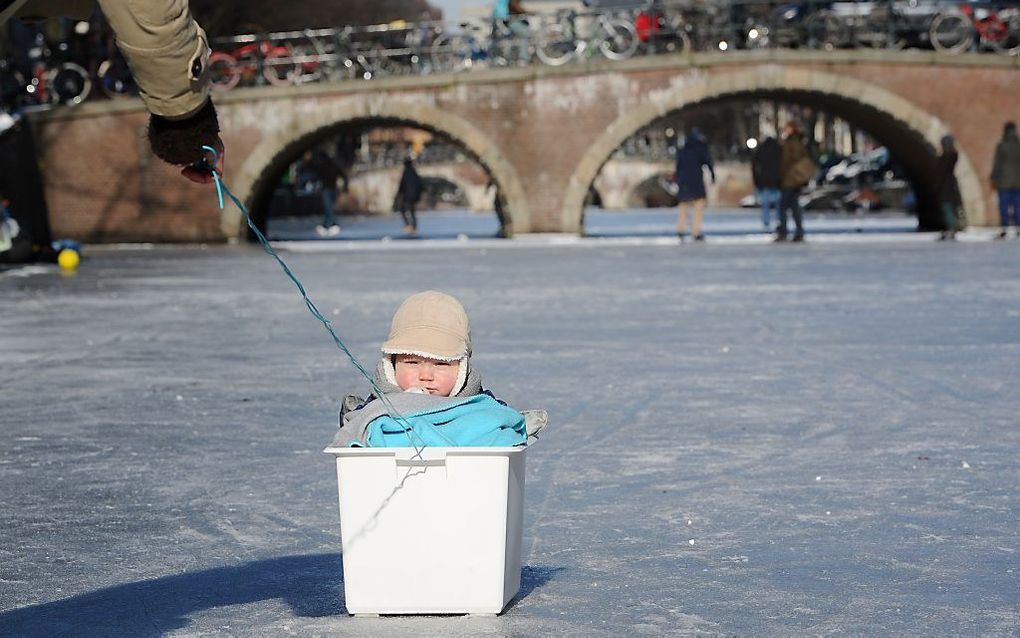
xmin=691 ymin=198 xmax=705 ymax=237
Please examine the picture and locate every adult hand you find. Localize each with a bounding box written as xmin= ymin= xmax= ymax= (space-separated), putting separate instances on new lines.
xmin=180 ymin=139 xmax=224 ymax=184
xmin=148 ymin=100 xmax=222 ymax=183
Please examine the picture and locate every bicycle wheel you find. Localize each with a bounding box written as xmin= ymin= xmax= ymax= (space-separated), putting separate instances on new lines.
xmin=856 ymin=9 xmax=906 ymax=49
xmin=48 ymin=62 xmax=90 ymax=105
xmin=97 ymin=58 xmax=137 ymax=99
xmin=988 ymin=10 xmax=1020 ymax=55
xmin=488 ymin=38 xmax=515 ymax=67
xmin=536 ymin=21 xmax=577 ymax=66
xmin=804 ymin=10 xmax=848 ymax=50
xmin=208 ymin=51 xmax=240 ymax=90
xmin=664 ymin=16 xmax=694 ymax=53
xmin=929 ymin=11 xmax=973 ymax=54
xmin=430 ymin=33 xmax=472 ymax=72
xmin=364 ymin=42 xmax=403 ymax=77
xmin=263 ymin=47 xmax=298 ymax=86
xmin=745 ymin=22 xmax=771 ymax=49
xmin=599 ymin=19 xmax=639 ymax=60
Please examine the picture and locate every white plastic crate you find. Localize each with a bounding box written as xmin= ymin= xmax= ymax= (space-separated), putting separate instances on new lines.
xmin=322 ymin=445 xmax=526 ymax=615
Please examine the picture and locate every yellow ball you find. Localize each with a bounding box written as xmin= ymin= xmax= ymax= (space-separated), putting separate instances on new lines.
xmin=57 ymin=248 xmax=80 ymax=271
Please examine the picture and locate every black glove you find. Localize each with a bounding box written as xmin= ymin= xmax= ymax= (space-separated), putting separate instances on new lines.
xmin=147 ymin=99 xmax=221 ymax=167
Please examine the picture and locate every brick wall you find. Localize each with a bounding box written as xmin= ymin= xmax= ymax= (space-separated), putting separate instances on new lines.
xmin=30 ymin=52 xmax=1020 ymax=241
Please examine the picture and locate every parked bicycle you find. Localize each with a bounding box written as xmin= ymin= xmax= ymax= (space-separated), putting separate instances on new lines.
xmin=96 ymin=48 xmax=137 ymax=99
xmin=536 ymin=8 xmax=639 ymax=65
xmin=208 ymin=37 xmax=298 ymax=91
xmin=430 ymin=18 xmax=530 ymax=71
xmin=930 ymin=1 xmax=1020 ymax=54
xmin=634 ymin=1 xmax=693 ymax=54
xmin=1 ymin=31 xmax=90 ymax=107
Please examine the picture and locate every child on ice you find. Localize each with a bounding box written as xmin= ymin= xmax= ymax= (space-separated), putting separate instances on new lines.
xmin=332 ymin=290 xmax=545 ymax=447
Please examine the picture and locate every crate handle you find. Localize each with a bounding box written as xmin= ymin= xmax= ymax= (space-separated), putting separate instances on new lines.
xmin=394 ymin=458 xmax=447 ymax=468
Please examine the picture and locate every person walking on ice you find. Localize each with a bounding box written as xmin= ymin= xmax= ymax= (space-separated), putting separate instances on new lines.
xmin=332 ymin=291 xmax=546 ymax=448
xmin=394 ymin=156 xmax=424 ymax=236
xmin=752 ymin=134 xmax=782 ymax=232
xmin=673 ymin=127 xmax=715 ymax=242
xmin=297 ymin=149 xmax=342 ymax=237
xmin=991 ymin=121 xmax=1020 ymax=239
xmin=934 ymin=134 xmax=962 ymax=241
xmin=777 ymin=122 xmax=813 ymax=242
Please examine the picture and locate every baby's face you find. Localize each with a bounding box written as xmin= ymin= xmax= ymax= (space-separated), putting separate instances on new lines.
xmin=393 ymin=354 xmax=461 ymax=396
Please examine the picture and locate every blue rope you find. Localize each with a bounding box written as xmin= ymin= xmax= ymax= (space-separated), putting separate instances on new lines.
xmin=200 ymin=145 xmax=427 ymax=451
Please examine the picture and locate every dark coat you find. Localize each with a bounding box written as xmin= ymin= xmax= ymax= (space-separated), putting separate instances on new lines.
xmin=674 ymin=135 xmax=715 ymax=202
xmin=300 ymin=151 xmax=341 ymax=190
xmin=934 ymin=149 xmax=960 ymax=206
xmin=991 ymin=130 xmax=1020 ymax=190
xmin=396 ymin=161 xmax=423 ymax=205
xmin=780 ymin=133 xmax=810 ymax=190
xmin=751 ymin=137 xmax=782 ymax=189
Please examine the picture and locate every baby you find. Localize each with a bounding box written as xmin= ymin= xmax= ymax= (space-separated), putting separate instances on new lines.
xmin=333 ymin=290 xmax=546 ymax=447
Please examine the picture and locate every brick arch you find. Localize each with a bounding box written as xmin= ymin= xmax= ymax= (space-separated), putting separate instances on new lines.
xmin=561 ymin=67 xmax=985 ymax=233
xmin=222 ymin=98 xmax=530 ymax=238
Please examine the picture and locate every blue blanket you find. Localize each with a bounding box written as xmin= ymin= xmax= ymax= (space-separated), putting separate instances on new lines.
xmin=359 ymin=393 xmax=527 ymax=448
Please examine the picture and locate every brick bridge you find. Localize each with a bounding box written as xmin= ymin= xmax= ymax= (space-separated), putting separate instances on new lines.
xmin=32 ymin=50 xmax=1020 ymax=241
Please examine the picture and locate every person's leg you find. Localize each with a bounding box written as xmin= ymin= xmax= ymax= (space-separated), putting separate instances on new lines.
xmin=941 ymin=201 xmax=957 ymax=239
xmin=1008 ymin=189 xmax=1020 ymax=232
xmin=677 ymin=201 xmax=689 ymax=238
xmin=692 ymin=198 xmax=705 ymax=239
xmin=998 ymin=189 xmax=1010 ymax=237
xmin=321 ymin=188 xmax=337 ymax=227
xmin=509 ymin=19 xmax=530 ymax=63
xmin=757 ymin=189 xmax=768 ymax=227
xmin=777 ymin=190 xmax=791 ymax=239
xmin=791 ymin=188 xmax=804 ymax=240
xmin=764 ymin=189 xmax=780 ymax=230
xmin=408 ymin=203 xmax=418 ymax=232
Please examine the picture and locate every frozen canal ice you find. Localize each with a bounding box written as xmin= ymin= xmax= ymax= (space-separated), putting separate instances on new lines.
xmin=1 ymin=233 xmax=1018 ymax=634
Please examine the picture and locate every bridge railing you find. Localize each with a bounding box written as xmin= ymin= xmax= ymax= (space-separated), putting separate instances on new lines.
xmin=3 ymin=0 xmax=1018 ymax=111
xmin=201 ymin=0 xmax=1019 ymax=91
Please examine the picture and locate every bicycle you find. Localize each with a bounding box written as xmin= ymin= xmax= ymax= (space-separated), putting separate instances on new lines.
xmin=634 ymin=1 xmax=693 ymax=55
xmin=536 ymin=9 xmax=638 ymax=66
xmin=930 ymin=2 xmax=1020 ymax=54
xmin=2 ymin=35 xmax=91 ymax=107
xmin=430 ymin=18 xmax=528 ymax=71
xmin=96 ymin=48 xmax=137 ymax=99
xmin=207 ymin=37 xmax=297 ymax=91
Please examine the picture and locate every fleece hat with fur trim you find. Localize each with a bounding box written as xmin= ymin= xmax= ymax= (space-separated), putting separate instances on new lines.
xmin=382 ymin=291 xmax=471 ymax=361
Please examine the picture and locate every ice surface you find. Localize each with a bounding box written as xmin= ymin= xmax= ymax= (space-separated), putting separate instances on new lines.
xmin=1 ymin=236 xmax=1018 ymax=634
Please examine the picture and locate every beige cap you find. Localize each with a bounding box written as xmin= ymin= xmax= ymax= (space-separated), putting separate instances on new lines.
xmin=382 ymin=291 xmax=471 ymax=361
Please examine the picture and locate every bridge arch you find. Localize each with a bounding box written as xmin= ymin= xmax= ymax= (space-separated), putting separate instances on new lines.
xmin=562 ymin=67 xmax=984 ymax=233
xmin=226 ymin=98 xmax=529 ymax=239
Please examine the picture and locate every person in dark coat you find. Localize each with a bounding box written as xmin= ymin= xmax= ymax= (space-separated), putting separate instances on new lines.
xmin=933 ymin=134 xmax=961 ymax=240
xmin=673 ymin=127 xmax=715 ymax=242
xmin=395 ymin=156 xmax=424 ymax=235
xmin=778 ymin=122 xmax=810 ymax=242
xmin=298 ymin=149 xmax=342 ymax=237
xmin=991 ymin=121 xmax=1020 ymax=238
xmin=752 ymin=135 xmax=783 ymax=230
